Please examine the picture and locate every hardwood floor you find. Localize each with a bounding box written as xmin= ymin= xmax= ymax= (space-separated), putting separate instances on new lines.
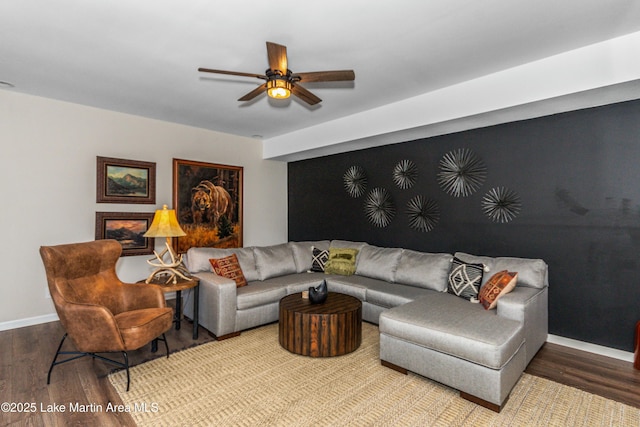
xmin=525 ymin=341 xmax=640 ymax=408
xmin=2 ymin=317 xmax=639 ymax=426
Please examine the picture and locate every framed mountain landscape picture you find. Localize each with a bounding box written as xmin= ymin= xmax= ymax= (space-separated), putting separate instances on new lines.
xmin=96 ymin=156 xmax=156 ymax=204
xmin=95 ymin=211 xmax=155 ymax=256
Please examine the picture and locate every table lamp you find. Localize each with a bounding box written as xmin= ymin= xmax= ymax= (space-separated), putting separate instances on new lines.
xmin=143 ymin=204 xmax=191 ymax=284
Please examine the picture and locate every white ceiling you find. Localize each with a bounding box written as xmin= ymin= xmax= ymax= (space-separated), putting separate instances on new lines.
xmin=3 ymin=0 xmax=640 ymax=160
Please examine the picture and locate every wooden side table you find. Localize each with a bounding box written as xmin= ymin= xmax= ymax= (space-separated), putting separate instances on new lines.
xmin=139 ymin=275 xmax=200 ymax=340
xmin=279 ymin=292 xmax=362 ymax=357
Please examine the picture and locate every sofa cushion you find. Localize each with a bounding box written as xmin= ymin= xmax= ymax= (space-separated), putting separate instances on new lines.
xmin=365 ymin=281 xmax=436 ymax=308
xmin=310 ymin=247 xmax=330 ymax=272
xmin=272 ymin=272 xmax=327 ymax=295
xmin=324 ymin=276 xmax=369 ymax=301
xmin=185 ymin=247 xmax=259 ymax=282
xmin=324 ymin=247 xmax=359 ymax=276
xmin=356 ymin=245 xmax=402 ymax=282
xmin=454 ymin=252 xmax=548 ymax=289
xmin=236 ymin=281 xmax=287 ymax=310
xmin=289 ymin=240 xmax=330 ymax=273
xmin=379 ymin=293 xmax=524 ymax=369
xmin=253 ymin=244 xmax=297 ymax=281
xmin=479 ymin=271 xmax=518 ymax=310
xmin=447 ymin=256 xmax=486 ymax=301
xmin=394 ymin=250 xmax=452 ymax=292
xmin=209 ymin=254 xmax=247 ymax=287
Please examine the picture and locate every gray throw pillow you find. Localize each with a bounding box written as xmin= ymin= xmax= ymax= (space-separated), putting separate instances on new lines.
xmin=355 ymin=245 xmax=402 ymax=282
xmin=289 ymin=240 xmax=330 ymax=273
xmin=253 ymin=244 xmax=297 ymax=281
xmin=394 ymin=250 xmax=453 ymax=291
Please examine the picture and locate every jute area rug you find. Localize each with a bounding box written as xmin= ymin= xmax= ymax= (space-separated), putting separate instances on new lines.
xmin=109 ymin=323 xmax=640 ymax=426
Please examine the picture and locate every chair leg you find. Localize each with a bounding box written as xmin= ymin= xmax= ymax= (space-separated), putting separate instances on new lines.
xmin=152 ymin=333 xmax=170 ymax=358
xmin=122 ymin=351 xmax=130 ymax=392
xmin=162 ymin=333 xmax=170 ymax=358
xmin=47 ymin=333 xmax=68 ymax=384
xmin=47 ymin=333 xmax=132 ymax=391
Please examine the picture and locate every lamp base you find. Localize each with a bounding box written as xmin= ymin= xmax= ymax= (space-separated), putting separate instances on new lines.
xmin=145 ymin=267 xmax=192 ymax=284
xmin=145 ymin=241 xmax=192 ymax=284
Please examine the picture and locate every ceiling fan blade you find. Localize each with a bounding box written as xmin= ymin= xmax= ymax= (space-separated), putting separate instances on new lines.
xmin=291 ymin=84 xmax=322 ymax=105
xmin=198 ymin=68 xmax=266 ymax=80
xmin=238 ymin=83 xmax=268 ymax=101
xmin=293 ymin=70 xmax=355 ymax=82
xmin=266 ymin=42 xmax=288 ymax=74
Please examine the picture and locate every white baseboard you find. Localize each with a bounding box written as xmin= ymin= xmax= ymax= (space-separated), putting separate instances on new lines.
xmin=547 ymin=334 xmax=634 ymax=363
xmin=0 ymin=313 xmax=59 ymax=332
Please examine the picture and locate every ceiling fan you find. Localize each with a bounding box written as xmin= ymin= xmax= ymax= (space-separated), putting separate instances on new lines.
xmin=198 ymin=41 xmax=355 ymax=105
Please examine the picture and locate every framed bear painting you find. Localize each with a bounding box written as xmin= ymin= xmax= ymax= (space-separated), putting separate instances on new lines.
xmin=172 ymin=158 xmax=243 ymax=253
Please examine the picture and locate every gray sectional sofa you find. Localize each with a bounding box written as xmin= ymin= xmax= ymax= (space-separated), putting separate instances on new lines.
xmin=182 ymin=240 xmax=548 ymax=412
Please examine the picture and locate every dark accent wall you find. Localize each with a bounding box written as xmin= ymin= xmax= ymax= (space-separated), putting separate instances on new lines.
xmin=288 ymin=99 xmax=640 ymax=352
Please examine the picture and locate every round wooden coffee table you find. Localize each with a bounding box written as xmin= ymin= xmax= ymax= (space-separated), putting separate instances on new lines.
xmin=279 ymin=292 xmax=362 ymax=357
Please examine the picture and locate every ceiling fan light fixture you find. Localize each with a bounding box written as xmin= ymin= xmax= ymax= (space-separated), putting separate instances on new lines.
xmin=267 ymin=78 xmax=291 ymax=99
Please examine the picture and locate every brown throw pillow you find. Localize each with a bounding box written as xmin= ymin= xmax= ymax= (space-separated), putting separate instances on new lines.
xmin=209 ymin=254 xmax=247 ymax=287
xmin=479 ymin=270 xmax=517 ymax=310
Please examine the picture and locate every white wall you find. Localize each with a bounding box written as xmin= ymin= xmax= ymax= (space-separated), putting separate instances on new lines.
xmin=0 ymin=90 xmax=288 ymax=328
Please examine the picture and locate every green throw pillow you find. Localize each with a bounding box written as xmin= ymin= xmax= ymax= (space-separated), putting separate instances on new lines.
xmin=324 ymin=248 xmax=359 ymax=276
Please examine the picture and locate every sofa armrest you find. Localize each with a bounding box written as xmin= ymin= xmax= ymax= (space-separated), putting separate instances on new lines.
xmin=186 ymin=272 xmax=238 ymax=337
xmin=497 ymin=286 xmax=548 ymax=365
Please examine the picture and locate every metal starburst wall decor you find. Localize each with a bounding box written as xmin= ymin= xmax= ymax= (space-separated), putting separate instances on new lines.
xmin=392 ymin=159 xmax=418 ymax=189
xmin=406 ymin=195 xmax=440 ymax=232
xmin=364 ymin=187 xmax=395 ymax=227
xmin=482 ymin=187 xmax=522 ymax=223
xmin=343 ymin=166 xmax=367 ymax=198
xmin=437 ymin=148 xmax=487 ymax=197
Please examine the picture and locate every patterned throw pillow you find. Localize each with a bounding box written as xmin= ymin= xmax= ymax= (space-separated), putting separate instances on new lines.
xmin=324 ymin=248 xmax=359 ymax=276
xmin=447 ymin=256 xmax=486 ymax=301
xmin=209 ymin=254 xmax=247 ymax=287
xmin=479 ymin=270 xmax=518 ymax=310
xmin=309 ymin=246 xmax=329 ymax=272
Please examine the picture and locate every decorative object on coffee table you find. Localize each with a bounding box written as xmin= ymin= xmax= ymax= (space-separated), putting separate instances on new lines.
xmin=279 ymin=292 xmax=362 ymax=357
xmin=482 ymin=187 xmax=522 ymax=223
xmin=343 ymin=165 xmax=367 ymax=198
xmin=392 ymin=159 xmax=418 ymax=189
xmin=437 ymin=148 xmax=486 ymax=197
xmin=406 ymin=195 xmax=440 ymax=232
xmin=143 ymin=205 xmax=190 ymax=284
xmin=308 ymin=280 xmax=328 ymax=304
xmin=364 ymin=187 xmax=395 ymax=227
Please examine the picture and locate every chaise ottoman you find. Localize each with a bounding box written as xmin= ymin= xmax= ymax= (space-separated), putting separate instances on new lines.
xmin=379 ymin=292 xmax=526 ymax=412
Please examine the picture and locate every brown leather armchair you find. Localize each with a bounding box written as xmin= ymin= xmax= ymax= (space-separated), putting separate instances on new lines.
xmin=40 ymin=239 xmax=173 ymax=391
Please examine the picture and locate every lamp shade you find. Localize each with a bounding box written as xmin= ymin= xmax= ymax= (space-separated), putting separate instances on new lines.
xmin=143 ymin=205 xmax=186 ymax=238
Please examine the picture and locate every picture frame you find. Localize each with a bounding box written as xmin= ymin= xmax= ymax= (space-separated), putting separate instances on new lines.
xmin=96 ymin=156 xmax=156 ymax=204
xmin=173 ymin=158 xmax=243 ymax=253
xmin=95 ymin=211 xmax=155 ymax=256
